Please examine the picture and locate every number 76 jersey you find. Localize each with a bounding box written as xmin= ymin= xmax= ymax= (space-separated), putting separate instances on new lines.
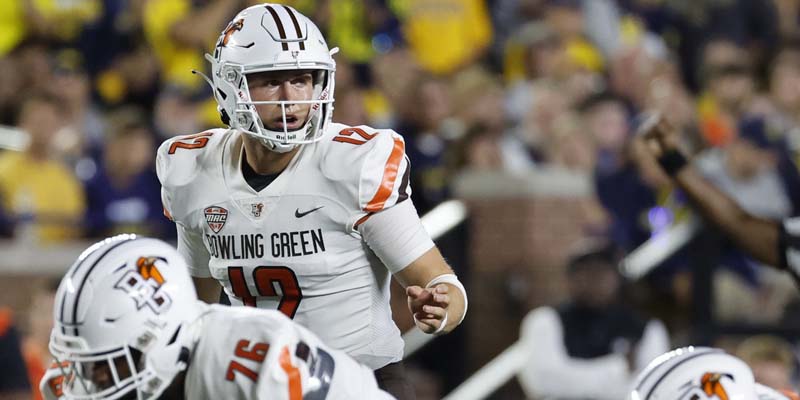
xmin=156 ymin=123 xmax=428 ymax=370
xmin=187 ymin=305 xmax=395 ymax=399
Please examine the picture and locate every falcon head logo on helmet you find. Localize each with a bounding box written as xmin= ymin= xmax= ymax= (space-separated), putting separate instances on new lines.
xmin=114 ymin=256 xmax=172 ymax=313
xmin=700 ymin=372 xmax=732 ymax=400
xmin=218 ymin=19 xmax=244 ymax=48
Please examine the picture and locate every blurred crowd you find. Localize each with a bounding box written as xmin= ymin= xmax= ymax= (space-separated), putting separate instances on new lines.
xmin=5 ymin=0 xmax=800 ymax=398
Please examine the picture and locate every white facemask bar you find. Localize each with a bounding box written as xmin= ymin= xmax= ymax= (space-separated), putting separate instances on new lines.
xmin=50 ymin=332 xmax=155 ymax=400
xmin=233 ymin=98 xmax=334 ymax=143
xmin=54 ymin=348 xmax=147 ymax=400
xmin=196 ymin=52 xmax=336 ymax=150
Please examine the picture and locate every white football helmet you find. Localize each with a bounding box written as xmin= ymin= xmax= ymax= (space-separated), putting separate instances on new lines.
xmin=629 ymin=346 xmax=792 ymax=400
xmin=49 ymin=235 xmax=205 ymax=400
xmin=200 ymin=3 xmax=337 ymax=153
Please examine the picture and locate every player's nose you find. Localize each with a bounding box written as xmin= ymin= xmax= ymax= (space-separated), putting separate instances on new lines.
xmin=279 ymin=81 xmax=303 ymax=102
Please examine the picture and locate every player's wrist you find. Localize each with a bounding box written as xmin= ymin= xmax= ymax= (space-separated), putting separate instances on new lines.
xmin=657 ymin=149 xmax=688 ymax=177
xmin=425 ymin=274 xmax=468 ymax=326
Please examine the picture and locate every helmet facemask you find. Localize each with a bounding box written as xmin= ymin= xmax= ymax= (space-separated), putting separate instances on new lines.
xmin=202 ymin=53 xmax=336 ymax=154
xmin=50 ymin=333 xmax=154 ymax=400
xmin=50 ymin=323 xmax=191 ymax=400
xmin=198 ymin=4 xmax=338 ymax=154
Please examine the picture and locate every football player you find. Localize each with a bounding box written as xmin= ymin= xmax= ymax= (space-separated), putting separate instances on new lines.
xmin=156 ymin=4 xmax=467 ymax=398
xmin=629 ymin=346 xmax=798 ymax=399
xmin=39 ymin=235 xmax=394 ymax=400
xmin=635 ymin=114 xmax=800 ymax=284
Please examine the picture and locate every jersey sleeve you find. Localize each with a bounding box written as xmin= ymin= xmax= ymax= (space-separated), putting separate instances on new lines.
xmin=359 ymin=199 xmax=435 ymax=273
xmin=779 ymin=217 xmax=800 ymax=283
xmin=156 ymin=131 xmax=223 ymax=277
xmin=156 ymin=136 xmax=185 ymax=223
xmin=337 ymin=128 xmax=431 ymax=272
xmin=357 ymin=129 xmax=411 ymax=214
xmin=176 ymin=222 xmax=212 ymax=278
xmin=155 ymin=130 xmax=222 ymax=224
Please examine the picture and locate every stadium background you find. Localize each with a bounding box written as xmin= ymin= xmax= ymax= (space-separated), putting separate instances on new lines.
xmin=3 ymin=0 xmax=800 ymax=398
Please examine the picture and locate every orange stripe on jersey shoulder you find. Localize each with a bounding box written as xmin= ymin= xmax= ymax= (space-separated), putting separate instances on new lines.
xmin=365 ymin=137 xmax=405 ymax=212
xmin=781 ymin=390 xmax=800 ymax=400
xmin=279 ymin=347 xmax=302 ymax=400
xmin=353 ymin=213 xmax=374 ymax=229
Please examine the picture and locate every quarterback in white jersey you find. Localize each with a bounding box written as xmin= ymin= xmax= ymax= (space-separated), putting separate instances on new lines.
xmin=158 ymin=124 xmax=432 ymax=367
xmin=156 ymin=4 xmax=468 ymax=395
xmin=40 ymin=235 xmax=394 ymax=400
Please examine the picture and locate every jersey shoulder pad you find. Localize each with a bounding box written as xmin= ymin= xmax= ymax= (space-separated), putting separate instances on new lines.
xmin=156 ymin=128 xmax=230 ymax=186
xmin=156 ymin=129 xmax=231 ymax=221
xmin=320 ymin=123 xmax=411 ymax=213
xmin=203 ymin=306 xmax=293 ymax=342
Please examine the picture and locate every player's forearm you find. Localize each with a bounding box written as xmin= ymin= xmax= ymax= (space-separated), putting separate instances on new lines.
xmin=674 ymin=167 xmax=780 ymax=266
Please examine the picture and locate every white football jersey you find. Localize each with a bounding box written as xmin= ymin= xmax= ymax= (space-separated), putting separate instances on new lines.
xmin=186 ymin=305 xmax=394 ymax=400
xmin=157 ymin=123 xmax=432 ymax=369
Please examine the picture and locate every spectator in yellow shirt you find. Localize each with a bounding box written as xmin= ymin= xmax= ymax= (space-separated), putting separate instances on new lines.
xmin=392 ymin=0 xmax=493 ymax=75
xmin=142 ymin=0 xmax=240 ymax=89
xmin=0 ymin=94 xmax=85 ymax=243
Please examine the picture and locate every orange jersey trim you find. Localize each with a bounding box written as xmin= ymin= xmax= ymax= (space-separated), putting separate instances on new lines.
xmin=279 ymin=347 xmax=302 ymax=400
xmin=353 ymin=213 xmax=374 ymax=229
xmin=364 ymin=137 xmax=404 ymax=212
xmin=162 ymin=206 xmax=173 ymax=221
xmin=781 ymin=390 xmax=800 ymax=400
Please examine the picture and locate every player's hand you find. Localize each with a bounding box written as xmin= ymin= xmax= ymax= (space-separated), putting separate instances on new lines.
xmin=40 ymin=361 xmax=68 ymax=400
xmin=407 ymin=284 xmax=450 ymax=334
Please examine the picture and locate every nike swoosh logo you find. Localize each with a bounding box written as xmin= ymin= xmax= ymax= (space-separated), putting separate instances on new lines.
xmin=295 ymin=206 xmax=324 ymax=218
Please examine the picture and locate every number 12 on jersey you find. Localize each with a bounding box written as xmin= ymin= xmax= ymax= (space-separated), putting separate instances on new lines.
xmin=168 ymin=131 xmax=214 ymax=154
xmin=227 ymin=266 xmax=303 ymax=318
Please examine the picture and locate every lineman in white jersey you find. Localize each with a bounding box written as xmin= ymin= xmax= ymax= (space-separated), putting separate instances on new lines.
xmin=40 ymin=235 xmax=394 ymax=400
xmin=156 ymin=4 xmax=467 ymax=398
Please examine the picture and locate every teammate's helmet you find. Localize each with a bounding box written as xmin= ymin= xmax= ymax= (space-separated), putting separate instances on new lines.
xmin=629 ymin=346 xmax=790 ymax=400
xmin=49 ymin=235 xmax=204 ymax=399
xmin=204 ymin=3 xmax=336 ymax=153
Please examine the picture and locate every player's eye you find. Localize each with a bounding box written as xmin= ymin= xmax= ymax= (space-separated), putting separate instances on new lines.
xmin=248 ymin=77 xmax=280 ymax=88
xmin=291 ymin=74 xmax=312 ymax=87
